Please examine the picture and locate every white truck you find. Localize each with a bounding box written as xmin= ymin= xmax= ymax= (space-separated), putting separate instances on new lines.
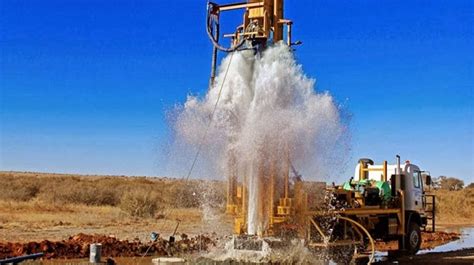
xmin=326 ymin=155 xmax=435 ymax=255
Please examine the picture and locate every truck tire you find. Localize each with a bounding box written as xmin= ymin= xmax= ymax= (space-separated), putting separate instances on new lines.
xmin=399 ymin=222 xmax=421 ymax=255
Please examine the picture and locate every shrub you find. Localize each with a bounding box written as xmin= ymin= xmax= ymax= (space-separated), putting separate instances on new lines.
xmin=64 ymin=185 xmax=120 ymax=206
xmin=39 ymin=181 xmax=120 ymax=206
xmin=167 ymin=183 xmax=201 ymax=208
xmin=14 ymin=183 xmax=41 ymax=201
xmin=0 ymin=177 xmax=41 ymax=201
xmin=119 ymin=189 xmax=162 ymax=218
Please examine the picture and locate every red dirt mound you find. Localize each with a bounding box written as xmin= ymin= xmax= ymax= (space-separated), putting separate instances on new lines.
xmin=0 ymin=233 xmax=216 ymax=259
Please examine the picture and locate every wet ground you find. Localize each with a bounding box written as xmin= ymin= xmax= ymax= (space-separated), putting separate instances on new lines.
xmin=420 ymin=226 xmax=474 ymax=253
xmin=373 ymin=248 xmax=474 ymax=265
xmin=373 ymin=226 xmax=474 ymax=264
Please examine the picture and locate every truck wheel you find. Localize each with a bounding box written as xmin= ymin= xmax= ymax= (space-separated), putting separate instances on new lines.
xmin=400 ymin=222 xmax=421 ymax=255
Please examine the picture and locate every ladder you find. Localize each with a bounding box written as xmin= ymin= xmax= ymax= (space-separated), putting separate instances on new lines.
xmin=423 ymin=194 xmax=436 ymax=232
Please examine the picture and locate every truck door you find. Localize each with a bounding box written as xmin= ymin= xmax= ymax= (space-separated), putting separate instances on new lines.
xmin=412 ymin=170 xmax=423 ymax=212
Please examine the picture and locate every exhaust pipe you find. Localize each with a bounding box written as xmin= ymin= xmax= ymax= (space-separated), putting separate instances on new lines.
xmin=391 ymin=155 xmax=402 ymax=197
xmin=396 ymin=155 xmax=401 ymax=175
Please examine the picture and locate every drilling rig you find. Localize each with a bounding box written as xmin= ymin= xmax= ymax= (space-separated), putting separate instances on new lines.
xmin=205 ymin=1 xmax=436 ymax=263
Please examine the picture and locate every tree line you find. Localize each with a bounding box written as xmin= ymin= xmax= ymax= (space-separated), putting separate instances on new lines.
xmin=433 ymin=176 xmax=473 ymax=191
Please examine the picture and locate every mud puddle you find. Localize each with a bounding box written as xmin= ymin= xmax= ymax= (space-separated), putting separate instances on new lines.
xmin=374 ymin=226 xmax=474 ymax=263
xmin=419 ymin=226 xmax=474 ymax=254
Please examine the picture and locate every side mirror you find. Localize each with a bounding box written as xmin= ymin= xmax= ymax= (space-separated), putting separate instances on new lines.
xmin=425 ymin=175 xmax=432 ymax=186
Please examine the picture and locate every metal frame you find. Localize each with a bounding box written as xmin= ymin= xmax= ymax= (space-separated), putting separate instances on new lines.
xmin=307 ymin=216 xmax=375 ymax=263
xmin=217 ymin=1 xmax=264 ymax=11
xmin=359 ymin=160 xmax=388 ymax=182
xmin=303 ymin=189 xmax=407 ymax=263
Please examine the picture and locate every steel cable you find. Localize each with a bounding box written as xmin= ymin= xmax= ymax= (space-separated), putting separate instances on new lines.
xmin=139 ymin=51 xmax=237 ymax=261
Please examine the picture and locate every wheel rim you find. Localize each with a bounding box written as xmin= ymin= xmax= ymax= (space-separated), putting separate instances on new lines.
xmin=410 ymin=230 xmax=419 ymax=248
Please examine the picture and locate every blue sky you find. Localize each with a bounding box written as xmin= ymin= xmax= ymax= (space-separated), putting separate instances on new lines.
xmin=1 ymin=0 xmax=473 ymax=183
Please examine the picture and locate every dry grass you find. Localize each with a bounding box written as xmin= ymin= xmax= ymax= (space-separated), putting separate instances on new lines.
xmin=0 ymin=171 xmax=229 ymax=242
xmin=432 ymin=188 xmax=474 ymax=224
xmin=0 ymin=171 xmax=225 ymax=211
xmin=0 ymin=171 xmax=471 ymax=242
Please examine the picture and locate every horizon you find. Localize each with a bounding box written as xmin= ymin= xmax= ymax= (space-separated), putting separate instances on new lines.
xmin=0 ymin=170 xmax=470 ymax=187
xmin=1 ymin=0 xmax=473 ymax=183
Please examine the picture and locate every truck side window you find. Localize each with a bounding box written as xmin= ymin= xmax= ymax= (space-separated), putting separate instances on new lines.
xmin=413 ymin=171 xmax=421 ymax=188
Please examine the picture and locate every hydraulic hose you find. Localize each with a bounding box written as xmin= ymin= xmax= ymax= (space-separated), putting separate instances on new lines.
xmin=206 ymin=1 xmax=246 ymax=52
xmin=338 ymin=216 xmax=375 ymax=264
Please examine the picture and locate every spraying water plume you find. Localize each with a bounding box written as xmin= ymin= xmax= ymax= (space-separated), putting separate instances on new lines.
xmin=173 ymin=43 xmax=348 ymax=235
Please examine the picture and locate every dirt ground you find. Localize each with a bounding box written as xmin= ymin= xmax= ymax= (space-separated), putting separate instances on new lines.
xmin=1 ymin=204 xmax=470 ymax=264
xmin=0 ymin=171 xmax=473 ymax=263
xmin=0 ymin=201 xmax=232 ymax=243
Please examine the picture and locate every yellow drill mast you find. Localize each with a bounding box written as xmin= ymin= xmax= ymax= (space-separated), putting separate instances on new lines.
xmin=206 ymin=0 xmax=305 ymax=237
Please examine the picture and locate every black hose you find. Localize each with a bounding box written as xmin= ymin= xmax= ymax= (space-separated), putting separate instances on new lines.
xmin=206 ymin=2 xmax=246 ymax=52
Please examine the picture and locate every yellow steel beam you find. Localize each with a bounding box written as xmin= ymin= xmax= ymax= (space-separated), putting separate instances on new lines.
xmin=309 ymin=218 xmax=326 ymax=239
xmin=308 ymin=240 xmax=360 ymax=247
xmin=306 ymin=208 xmax=400 ymax=216
xmin=341 ymin=208 xmax=400 ymax=215
xmin=278 ymin=19 xmax=292 ymax=24
xmin=218 ymin=1 xmax=264 ymax=11
xmin=399 ymin=189 xmax=405 ymax=235
xmin=363 ymin=168 xmax=384 ymax=171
